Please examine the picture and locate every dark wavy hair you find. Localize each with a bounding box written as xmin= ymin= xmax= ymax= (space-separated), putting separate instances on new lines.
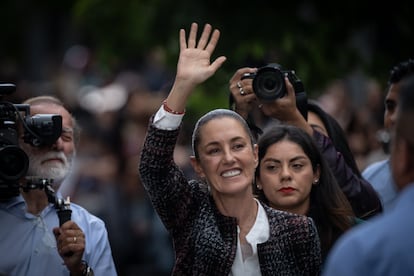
xmin=388 ymin=58 xmax=414 ymax=85
xmin=255 ymin=125 xmax=355 ymax=260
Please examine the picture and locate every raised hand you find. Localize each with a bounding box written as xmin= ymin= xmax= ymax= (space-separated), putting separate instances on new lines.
xmin=229 ymin=67 xmax=258 ymax=119
xmin=260 ymin=77 xmax=310 ymax=132
xmin=167 ymin=22 xmax=227 ymax=112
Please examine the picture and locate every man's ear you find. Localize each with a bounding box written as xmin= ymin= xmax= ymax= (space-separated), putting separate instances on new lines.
xmin=190 ymin=156 xmax=205 ymax=178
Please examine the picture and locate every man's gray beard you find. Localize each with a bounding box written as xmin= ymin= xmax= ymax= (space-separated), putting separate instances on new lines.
xmin=26 ymin=151 xmax=73 ymax=189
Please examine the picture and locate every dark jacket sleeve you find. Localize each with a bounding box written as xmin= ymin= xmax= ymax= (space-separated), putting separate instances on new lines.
xmin=312 ymin=130 xmax=383 ymax=219
xmin=260 ymin=206 xmax=322 ymax=276
xmin=138 ymin=118 xmax=197 ymax=230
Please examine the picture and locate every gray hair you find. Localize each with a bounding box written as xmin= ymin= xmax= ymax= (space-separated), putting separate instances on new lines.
xmin=22 ymin=95 xmax=81 ymax=146
xmin=191 ymin=109 xmax=254 ymax=160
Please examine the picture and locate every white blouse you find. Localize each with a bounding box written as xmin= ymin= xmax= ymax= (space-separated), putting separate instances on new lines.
xmin=230 ymin=199 xmax=270 ymax=276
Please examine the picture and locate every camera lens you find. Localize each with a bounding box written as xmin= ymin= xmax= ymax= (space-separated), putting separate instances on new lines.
xmin=253 ymin=67 xmax=285 ymax=101
xmin=0 ymin=146 xmax=29 ymax=180
xmin=262 ymin=71 xmax=282 ymax=91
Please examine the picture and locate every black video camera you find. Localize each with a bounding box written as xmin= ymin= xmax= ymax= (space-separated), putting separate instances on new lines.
xmin=0 ymin=83 xmax=62 ymax=200
xmin=242 ymin=63 xmax=307 ymax=119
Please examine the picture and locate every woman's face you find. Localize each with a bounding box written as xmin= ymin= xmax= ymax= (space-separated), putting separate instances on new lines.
xmin=257 ymin=139 xmax=319 ymax=215
xmin=307 ymin=111 xmax=328 ymax=137
xmin=191 ymin=117 xmax=258 ymax=197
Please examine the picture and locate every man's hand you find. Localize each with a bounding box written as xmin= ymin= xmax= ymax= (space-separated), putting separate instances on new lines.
xmin=53 ymin=221 xmax=86 ymax=275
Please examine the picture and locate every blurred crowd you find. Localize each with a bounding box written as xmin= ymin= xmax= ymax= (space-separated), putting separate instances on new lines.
xmin=1 ymin=44 xmax=389 ymax=275
xmin=316 ymin=76 xmax=388 ymax=170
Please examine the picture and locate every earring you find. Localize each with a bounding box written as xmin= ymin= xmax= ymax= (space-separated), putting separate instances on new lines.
xmin=313 ymin=179 xmax=319 ymax=184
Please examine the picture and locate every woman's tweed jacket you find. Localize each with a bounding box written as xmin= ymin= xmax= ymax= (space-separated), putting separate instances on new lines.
xmin=139 ymin=121 xmax=322 ymax=276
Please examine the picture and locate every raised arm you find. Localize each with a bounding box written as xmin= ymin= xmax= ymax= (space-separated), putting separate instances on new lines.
xmin=139 ymin=22 xmax=226 ymax=230
xmin=166 ymin=22 xmax=226 ymax=113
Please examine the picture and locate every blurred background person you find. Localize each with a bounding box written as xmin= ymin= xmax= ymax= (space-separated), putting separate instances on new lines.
xmin=60 ymin=71 xmax=175 ymax=275
xmin=362 ymin=58 xmax=414 ymax=211
xmin=322 ymin=75 xmax=414 ymax=276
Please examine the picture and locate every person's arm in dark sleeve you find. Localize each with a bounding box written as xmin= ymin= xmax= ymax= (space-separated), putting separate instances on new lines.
xmin=313 ymin=129 xmax=383 ymax=219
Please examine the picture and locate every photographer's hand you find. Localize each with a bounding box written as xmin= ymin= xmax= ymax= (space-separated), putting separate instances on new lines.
xmin=53 ymin=221 xmax=86 ymax=275
xmin=260 ymin=76 xmax=312 ymax=134
xmin=229 ymin=67 xmax=258 ymax=119
xmin=166 ymin=22 xmax=226 ymax=114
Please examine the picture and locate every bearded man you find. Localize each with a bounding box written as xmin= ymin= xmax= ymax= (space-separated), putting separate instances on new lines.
xmin=0 ymin=96 xmax=117 ymax=276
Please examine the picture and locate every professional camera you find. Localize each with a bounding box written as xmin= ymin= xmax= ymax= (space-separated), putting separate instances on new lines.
xmin=0 ymin=83 xmax=62 ymax=200
xmin=242 ymin=63 xmax=308 ymax=119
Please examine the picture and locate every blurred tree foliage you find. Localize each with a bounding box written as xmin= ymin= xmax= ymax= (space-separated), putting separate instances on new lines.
xmin=1 ymin=0 xmax=414 ymax=120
